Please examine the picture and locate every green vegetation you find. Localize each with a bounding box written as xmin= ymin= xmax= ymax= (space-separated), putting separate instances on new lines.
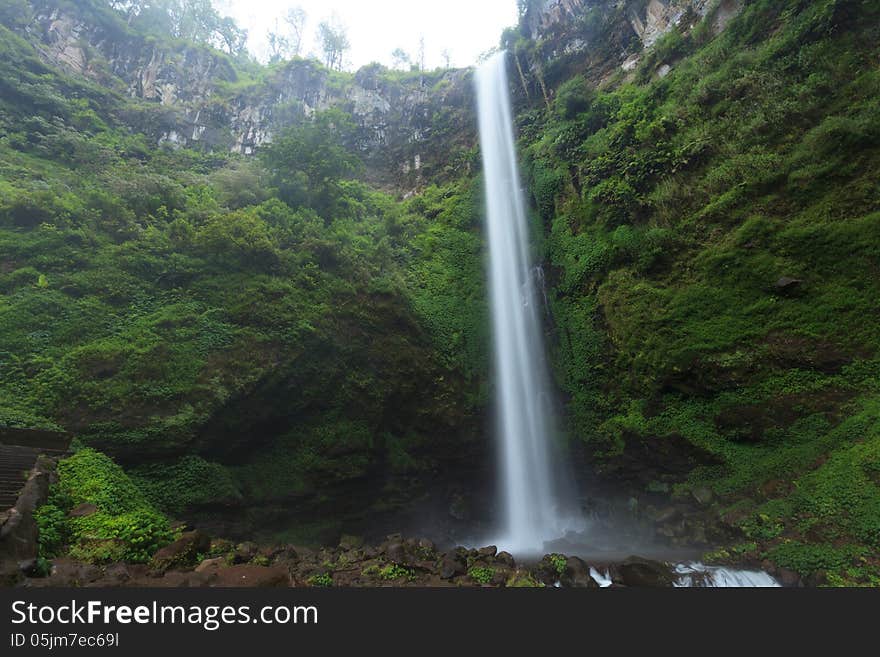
xmin=516 ymin=0 xmax=880 ymax=583
xmin=468 ymin=566 xmax=495 ymax=584
xmin=548 ymin=553 xmax=567 ymax=576
xmin=9 ymin=0 xmax=880 ymax=586
xmin=1 ymin=0 xmax=486 ymax=530
xmin=36 ymin=449 xmax=174 ymax=564
xmin=306 ymin=572 xmax=333 ymax=587
xmin=379 ymin=563 xmax=415 ymax=581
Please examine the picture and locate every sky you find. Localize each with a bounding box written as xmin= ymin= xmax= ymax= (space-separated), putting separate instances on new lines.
xmin=213 ymin=0 xmax=519 ymax=70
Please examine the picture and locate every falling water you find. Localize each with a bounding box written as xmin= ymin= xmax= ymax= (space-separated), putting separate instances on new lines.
xmin=475 ymin=51 xmax=575 ymax=553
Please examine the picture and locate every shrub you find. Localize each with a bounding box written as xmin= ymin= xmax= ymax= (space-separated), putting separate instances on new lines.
xmin=468 ymin=566 xmax=495 ymax=584
xmin=34 ymin=503 xmax=67 ymax=559
xmin=49 ymin=449 xmax=173 ymax=563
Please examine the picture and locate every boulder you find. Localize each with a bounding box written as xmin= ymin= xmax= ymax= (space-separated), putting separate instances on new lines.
xmin=773 ymin=277 xmax=803 ymax=295
xmin=777 ymin=568 xmax=802 ymax=587
xmin=195 ymin=557 xmax=226 ymax=573
xmin=610 ymin=557 xmax=675 ymax=587
xmin=232 ymin=541 xmax=259 ymax=564
xmin=150 ymin=530 xmax=211 ymax=573
xmin=477 ymin=545 xmax=497 ymax=559
xmin=439 ymin=553 xmax=467 ymax=580
xmin=68 ymin=503 xmax=98 ymax=518
xmin=210 ymin=564 xmax=290 ymax=588
xmin=496 ymin=551 xmax=515 ymax=568
xmin=383 ymin=542 xmax=406 ymax=564
xmin=100 ymin=563 xmax=132 ymax=585
xmin=564 ymin=556 xmax=598 ymax=588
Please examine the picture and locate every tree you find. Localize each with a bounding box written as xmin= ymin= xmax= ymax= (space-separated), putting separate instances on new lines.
xmin=260 ymin=109 xmax=362 ymax=217
xmin=285 ymin=7 xmax=307 ymax=57
xmin=116 ymin=1 xmax=247 ymax=56
xmin=441 ymin=49 xmax=452 ymax=69
xmin=317 ymin=17 xmax=350 ymax=71
xmin=267 ymin=21 xmax=291 ymax=63
xmin=216 ymin=16 xmax=248 ymax=56
xmin=391 ymin=48 xmax=411 ymax=70
xmin=267 ymin=7 xmax=307 ymax=63
xmin=417 ymin=35 xmax=425 ymax=72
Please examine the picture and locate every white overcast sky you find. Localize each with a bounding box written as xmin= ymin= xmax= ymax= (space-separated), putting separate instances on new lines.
xmin=213 ymin=0 xmax=519 ymax=70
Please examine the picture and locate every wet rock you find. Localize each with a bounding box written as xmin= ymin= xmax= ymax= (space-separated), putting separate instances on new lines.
xmin=610 ymin=557 xmax=675 ymax=588
xmin=491 ymin=568 xmax=512 ymax=586
xmin=232 ymin=541 xmax=259 ymax=564
xmin=417 ymin=538 xmax=435 ymax=552
xmin=140 ymin=570 xmax=213 ymax=588
xmin=17 ymin=558 xmax=38 ymax=576
xmin=774 ymin=276 xmax=803 ymax=294
xmin=496 ymin=551 xmax=515 ymax=568
xmin=477 ymin=545 xmax=497 ymax=559
xmin=68 ymin=503 xmax=98 ymax=518
xmin=150 ymin=530 xmax=211 ymax=573
xmin=777 ymin=568 xmax=802 ymax=587
xmin=195 ymin=557 xmax=226 ymax=573
xmin=563 ymin=556 xmax=598 ymax=588
xmin=100 ymin=563 xmax=132 ymax=585
xmin=805 ymin=570 xmax=828 ymax=587
xmin=46 ymin=558 xmax=103 ymax=586
xmin=210 ymin=564 xmax=290 ymax=588
xmin=439 ymin=553 xmax=467 ymax=579
xmin=383 ymin=542 xmax=406 ymax=564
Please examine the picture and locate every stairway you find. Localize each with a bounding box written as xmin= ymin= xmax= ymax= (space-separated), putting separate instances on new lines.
xmin=0 ymin=444 xmax=41 ymax=510
xmin=0 ymin=429 xmax=71 ymax=511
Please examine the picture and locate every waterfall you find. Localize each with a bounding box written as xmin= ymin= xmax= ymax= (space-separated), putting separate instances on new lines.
xmin=475 ymin=51 xmax=577 ymax=554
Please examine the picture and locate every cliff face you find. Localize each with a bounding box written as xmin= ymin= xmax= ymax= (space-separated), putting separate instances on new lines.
xmin=528 ymin=0 xmax=742 ymax=44
xmin=14 ymin=1 xmax=745 ymax=192
xmin=15 ymin=0 xmax=475 ymax=190
xmin=519 ymin=0 xmax=743 ymax=88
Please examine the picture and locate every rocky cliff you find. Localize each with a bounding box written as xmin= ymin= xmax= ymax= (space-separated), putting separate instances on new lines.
xmin=12 ymin=0 xmax=474 ymax=190
xmin=12 ymin=1 xmax=745 ymax=191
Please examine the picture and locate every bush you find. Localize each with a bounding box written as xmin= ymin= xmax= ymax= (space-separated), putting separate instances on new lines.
xmin=48 ymin=449 xmax=174 ymax=563
xmin=34 ymin=503 xmax=67 ymax=559
xmin=468 ymin=566 xmax=495 ymax=584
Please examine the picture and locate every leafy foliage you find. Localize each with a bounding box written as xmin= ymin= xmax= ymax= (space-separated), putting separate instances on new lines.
xmin=37 ymin=449 xmax=174 ymax=564
xmin=518 ymin=0 xmax=880 ymax=583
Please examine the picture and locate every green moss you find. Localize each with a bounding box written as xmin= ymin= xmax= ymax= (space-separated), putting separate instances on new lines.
xmin=468 ymin=566 xmax=496 ymax=584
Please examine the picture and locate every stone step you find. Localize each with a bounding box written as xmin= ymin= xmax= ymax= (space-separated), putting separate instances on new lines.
xmin=0 ymin=444 xmax=40 ymax=510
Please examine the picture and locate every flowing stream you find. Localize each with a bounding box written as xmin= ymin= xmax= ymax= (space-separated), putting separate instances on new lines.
xmin=475 ymin=51 xmax=576 ymax=553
